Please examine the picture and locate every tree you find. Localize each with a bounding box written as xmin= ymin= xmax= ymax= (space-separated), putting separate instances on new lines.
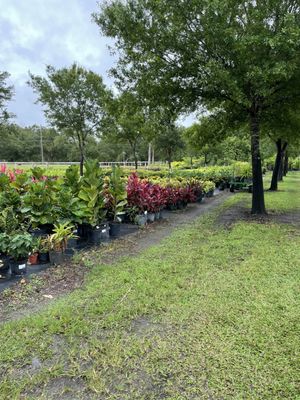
xmin=95 ymin=0 xmax=300 ymax=214
xmin=29 ymin=64 xmax=108 ymax=175
xmin=263 ymin=106 xmax=300 ymax=190
xmin=155 ymin=124 xmax=184 ymax=169
xmin=184 ymin=113 xmax=228 ymax=165
xmin=104 ymin=91 xmax=148 ymax=169
xmin=0 ymin=71 xmax=14 ymax=123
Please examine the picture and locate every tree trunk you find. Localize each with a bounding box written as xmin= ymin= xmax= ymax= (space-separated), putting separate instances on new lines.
xmin=278 ymin=156 xmax=283 ymax=181
xmin=130 ymin=140 xmax=138 ymax=170
xmin=79 ymin=140 xmax=84 ymax=177
xmin=250 ymin=111 xmax=266 ymax=215
xmin=204 ymin=153 xmax=208 ymax=165
xmin=269 ymin=139 xmax=282 ymax=191
xmin=134 ymin=156 xmax=138 ymax=170
xmin=284 ymin=151 xmax=289 ymax=176
xmin=148 ymin=143 xmax=152 ymax=166
xmin=80 ymin=153 xmax=84 ymax=176
xmin=278 ymin=143 xmax=288 ymax=181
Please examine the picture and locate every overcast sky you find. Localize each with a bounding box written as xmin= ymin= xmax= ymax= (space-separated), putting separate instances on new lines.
xmin=0 ymin=0 xmax=194 ymax=127
xmin=0 ymin=0 xmax=116 ymax=127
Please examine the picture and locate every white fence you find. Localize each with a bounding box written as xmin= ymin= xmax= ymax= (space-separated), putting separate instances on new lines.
xmin=2 ymin=161 xmax=161 ymax=169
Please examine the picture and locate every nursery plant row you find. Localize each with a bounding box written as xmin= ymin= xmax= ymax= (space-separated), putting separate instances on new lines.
xmin=0 ymin=161 xmax=233 ymax=278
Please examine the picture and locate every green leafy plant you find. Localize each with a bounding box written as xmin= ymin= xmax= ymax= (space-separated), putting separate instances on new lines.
xmin=47 ymin=222 xmax=77 ymax=253
xmin=73 ymin=161 xmax=106 ymax=227
xmin=21 ymin=180 xmax=58 ymax=228
xmin=7 ymin=233 xmax=34 ymax=261
xmin=0 ymin=206 xmax=22 ymax=234
xmin=106 ymin=165 xmax=127 ymax=222
xmin=64 ymin=165 xmax=81 ymax=194
xmin=202 ymin=181 xmax=216 ymax=194
xmin=0 ymin=232 xmax=10 ymax=254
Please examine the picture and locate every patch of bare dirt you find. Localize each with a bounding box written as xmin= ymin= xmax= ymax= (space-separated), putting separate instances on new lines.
xmin=218 ymin=201 xmax=300 ymax=229
xmin=0 ymin=260 xmax=88 ymax=323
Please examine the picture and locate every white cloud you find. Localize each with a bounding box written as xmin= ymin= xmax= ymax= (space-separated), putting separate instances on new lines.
xmin=0 ymin=0 xmax=115 ymax=125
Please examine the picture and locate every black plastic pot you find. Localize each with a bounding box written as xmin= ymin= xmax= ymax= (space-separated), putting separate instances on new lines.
xmin=9 ymin=258 xmax=27 ymax=275
xmin=206 ymin=189 xmax=214 ymax=198
xmin=154 ymin=211 xmax=161 ymax=221
xmin=29 ymin=223 xmax=54 ymax=238
xmin=67 ymin=237 xmax=78 ymax=250
xmin=39 ymin=252 xmax=50 ymax=264
xmin=147 ymin=213 xmax=155 ymax=223
xmin=49 ymin=250 xmax=66 ymax=265
xmin=177 ymin=201 xmax=185 ymax=210
xmin=88 ymin=224 xmax=110 ymax=244
xmin=109 ymin=222 xmax=122 ymax=237
xmin=77 ymin=223 xmax=92 ymax=239
xmin=166 ymin=204 xmax=177 ymax=211
xmin=0 ymin=254 xmax=10 ymax=273
xmin=135 ymin=214 xmax=147 ymax=226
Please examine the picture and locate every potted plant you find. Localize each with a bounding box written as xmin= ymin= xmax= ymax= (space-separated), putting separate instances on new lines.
xmin=73 ymin=161 xmax=109 ymax=244
xmin=203 ymin=181 xmax=216 ymax=197
xmin=7 ymin=232 xmax=34 ymax=275
xmin=47 ymin=222 xmax=77 ymax=265
xmin=127 ymin=173 xmax=150 ymax=226
xmin=28 ymin=237 xmax=40 ymax=265
xmin=0 ymin=232 xmax=10 ymax=275
xmin=21 ymin=178 xmax=58 ymax=234
xmin=38 ymin=237 xmax=50 ymax=264
xmin=106 ymin=166 xmax=127 ymax=237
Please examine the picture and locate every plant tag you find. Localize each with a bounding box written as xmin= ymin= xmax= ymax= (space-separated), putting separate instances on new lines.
xmin=18 ymin=264 xmax=26 ymax=270
xmin=101 ymin=229 xmax=106 ymax=233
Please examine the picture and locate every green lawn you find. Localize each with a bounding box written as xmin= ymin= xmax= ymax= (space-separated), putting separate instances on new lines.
xmin=0 ymin=173 xmax=299 ymax=399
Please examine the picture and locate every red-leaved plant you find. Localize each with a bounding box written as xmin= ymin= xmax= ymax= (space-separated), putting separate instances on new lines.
xmin=127 ymin=173 xmax=166 ymax=213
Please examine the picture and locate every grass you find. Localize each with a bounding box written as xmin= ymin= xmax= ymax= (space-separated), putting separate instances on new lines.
xmin=0 ymin=173 xmax=299 ymax=399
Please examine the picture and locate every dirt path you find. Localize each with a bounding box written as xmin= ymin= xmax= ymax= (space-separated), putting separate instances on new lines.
xmin=105 ymin=190 xmax=231 ymax=260
xmin=0 ymin=191 xmax=231 ymax=323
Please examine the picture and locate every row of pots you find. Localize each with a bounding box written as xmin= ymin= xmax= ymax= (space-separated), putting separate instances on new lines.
xmin=0 ymin=193 xmax=212 ymax=278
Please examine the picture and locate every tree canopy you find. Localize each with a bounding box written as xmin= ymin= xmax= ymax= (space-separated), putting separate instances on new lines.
xmin=29 ymin=64 xmax=109 ymax=174
xmin=95 ymin=0 xmax=300 ymax=213
xmin=0 ymin=71 xmax=14 ymax=123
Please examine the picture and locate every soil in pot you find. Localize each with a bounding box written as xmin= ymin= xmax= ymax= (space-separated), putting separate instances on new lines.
xmin=109 ymin=222 xmax=122 ymax=237
xmin=9 ymin=258 xmax=27 ymax=275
